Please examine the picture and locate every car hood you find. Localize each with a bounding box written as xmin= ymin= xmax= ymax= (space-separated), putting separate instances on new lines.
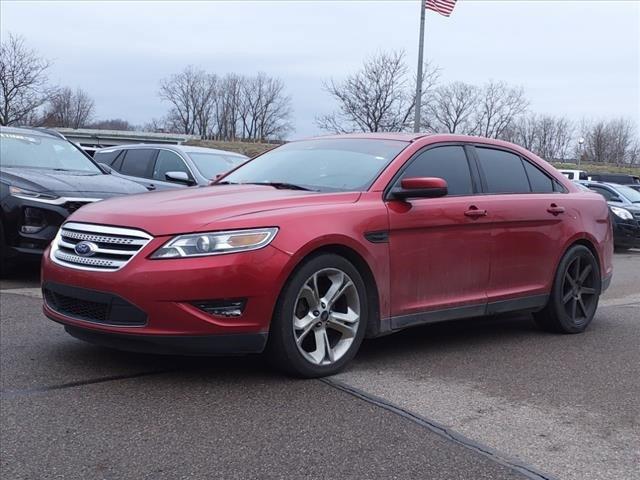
xmin=68 ymin=185 xmax=361 ymax=236
xmin=1 ymin=167 xmax=146 ymax=196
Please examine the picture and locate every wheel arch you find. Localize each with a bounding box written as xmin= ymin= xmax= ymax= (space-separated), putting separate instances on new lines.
xmin=276 ymin=243 xmax=382 ymax=339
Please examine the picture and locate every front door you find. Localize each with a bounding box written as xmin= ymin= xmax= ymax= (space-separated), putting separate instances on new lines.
xmin=386 ymin=145 xmax=491 ymax=328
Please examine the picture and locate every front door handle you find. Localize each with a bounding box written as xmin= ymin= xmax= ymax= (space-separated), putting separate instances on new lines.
xmin=547 ymin=204 xmax=565 ymax=215
xmin=464 ymin=206 xmax=488 ymax=218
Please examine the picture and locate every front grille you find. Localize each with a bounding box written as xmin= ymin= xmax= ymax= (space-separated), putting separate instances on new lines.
xmin=51 ymin=222 xmax=152 ymax=271
xmin=43 ymin=282 xmax=147 ymax=326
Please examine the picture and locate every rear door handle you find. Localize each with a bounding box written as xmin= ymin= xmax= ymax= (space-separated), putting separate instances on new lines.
xmin=464 ymin=206 xmax=488 ymax=218
xmin=147 ymin=184 xmax=156 ymax=191
xmin=547 ymin=204 xmax=565 ymax=215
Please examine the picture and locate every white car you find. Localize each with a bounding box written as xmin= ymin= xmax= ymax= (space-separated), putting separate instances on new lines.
xmin=558 ymin=169 xmax=588 ymax=181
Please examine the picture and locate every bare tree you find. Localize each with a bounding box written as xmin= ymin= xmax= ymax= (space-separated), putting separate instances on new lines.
xmin=0 ymin=33 xmax=51 ymax=126
xmin=474 ymin=81 xmax=528 ymax=139
xmin=579 ymin=118 xmax=637 ymax=165
xmin=159 ymin=66 xmax=212 ymax=135
xmin=238 ymin=73 xmax=292 ymax=141
xmin=212 ymin=74 xmax=243 ymax=141
xmin=88 ymin=118 xmax=133 ymax=131
xmin=426 ymin=81 xmax=479 ymax=134
xmin=500 ymin=114 xmax=574 ymax=161
xmin=316 ymin=51 xmax=438 ymax=133
xmin=42 ymin=87 xmax=95 ymax=128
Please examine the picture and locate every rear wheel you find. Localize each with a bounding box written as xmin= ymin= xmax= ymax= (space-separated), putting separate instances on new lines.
xmin=534 ymin=245 xmax=601 ymax=333
xmin=0 ymin=221 xmax=14 ymax=278
xmin=267 ymin=253 xmax=368 ymax=378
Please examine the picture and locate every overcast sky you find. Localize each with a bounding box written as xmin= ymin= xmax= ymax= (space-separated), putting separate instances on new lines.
xmin=2 ymin=0 xmax=638 ymax=139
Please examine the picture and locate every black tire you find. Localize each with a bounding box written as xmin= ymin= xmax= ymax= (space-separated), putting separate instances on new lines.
xmin=534 ymin=245 xmax=601 ymax=333
xmin=266 ymin=253 xmax=369 ymax=378
xmin=0 ymin=221 xmax=13 ymax=278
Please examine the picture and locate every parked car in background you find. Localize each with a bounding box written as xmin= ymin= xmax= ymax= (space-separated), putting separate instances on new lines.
xmin=587 ymin=173 xmax=640 ymax=185
xmin=559 ymin=169 xmax=588 ymax=181
xmin=94 ymin=144 xmax=247 ymax=191
xmin=42 ymin=133 xmax=613 ymax=377
xmin=0 ymin=126 xmax=147 ymax=274
xmin=579 ymin=180 xmax=640 ymax=250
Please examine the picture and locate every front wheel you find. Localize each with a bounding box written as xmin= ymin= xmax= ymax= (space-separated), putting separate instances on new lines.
xmin=267 ymin=253 xmax=368 ymax=378
xmin=534 ymin=245 xmax=601 ymax=333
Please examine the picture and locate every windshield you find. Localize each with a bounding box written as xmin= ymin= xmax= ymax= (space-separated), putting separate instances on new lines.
xmin=0 ymin=131 xmax=100 ymax=173
xmin=617 ymin=184 xmax=640 ymax=203
xmin=221 ymin=138 xmax=408 ymax=192
xmin=188 ymin=152 xmax=247 ymax=179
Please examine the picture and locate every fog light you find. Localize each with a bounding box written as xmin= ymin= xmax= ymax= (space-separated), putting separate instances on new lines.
xmin=191 ymin=299 xmax=246 ymax=317
xmin=21 ymin=207 xmax=47 ymax=234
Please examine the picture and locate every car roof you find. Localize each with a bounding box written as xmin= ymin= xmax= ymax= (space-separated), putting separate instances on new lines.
xmin=308 ymin=132 xmax=538 ymax=152
xmin=96 ymin=143 xmax=247 ymax=158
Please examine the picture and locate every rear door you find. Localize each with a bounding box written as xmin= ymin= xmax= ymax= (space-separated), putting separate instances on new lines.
xmin=471 ymin=146 xmax=568 ymax=307
xmin=386 ymin=144 xmax=492 ymax=326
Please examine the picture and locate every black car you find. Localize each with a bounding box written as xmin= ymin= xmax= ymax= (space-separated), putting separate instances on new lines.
xmin=0 ymin=126 xmax=147 ymax=273
xmin=587 ymin=173 xmax=640 ymax=185
xmin=579 ymin=180 xmax=640 ymax=250
xmin=94 ymin=144 xmax=247 ymax=191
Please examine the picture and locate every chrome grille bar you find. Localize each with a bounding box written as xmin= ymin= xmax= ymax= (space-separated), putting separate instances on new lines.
xmin=50 ymin=222 xmax=152 ymax=272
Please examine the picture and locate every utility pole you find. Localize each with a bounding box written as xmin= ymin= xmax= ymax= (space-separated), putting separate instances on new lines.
xmin=413 ymin=0 xmax=426 ymax=133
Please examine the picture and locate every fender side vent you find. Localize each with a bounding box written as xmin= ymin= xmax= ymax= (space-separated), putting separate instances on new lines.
xmin=364 ymin=231 xmax=389 ymax=244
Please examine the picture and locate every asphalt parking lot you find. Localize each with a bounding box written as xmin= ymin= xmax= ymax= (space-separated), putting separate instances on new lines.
xmin=1 ymin=252 xmax=638 ymax=480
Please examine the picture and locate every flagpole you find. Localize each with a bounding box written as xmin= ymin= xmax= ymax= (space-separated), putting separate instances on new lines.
xmin=413 ymin=0 xmax=426 ymax=133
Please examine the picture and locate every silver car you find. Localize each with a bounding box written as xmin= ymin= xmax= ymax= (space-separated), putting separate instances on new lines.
xmin=94 ymin=144 xmax=248 ymax=191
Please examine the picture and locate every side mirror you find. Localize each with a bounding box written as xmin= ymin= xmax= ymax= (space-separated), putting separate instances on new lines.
xmin=98 ymin=163 xmax=113 ymax=174
xmin=165 ymin=171 xmax=195 ymax=186
xmin=392 ymin=177 xmax=448 ymax=200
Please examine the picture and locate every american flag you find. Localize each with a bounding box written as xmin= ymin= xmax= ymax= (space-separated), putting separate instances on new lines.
xmin=425 ymin=0 xmax=457 ymax=17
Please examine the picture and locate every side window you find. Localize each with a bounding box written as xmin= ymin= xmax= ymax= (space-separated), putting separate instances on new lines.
xmin=476 ymin=148 xmax=530 ymax=194
xmin=93 ymin=149 xmax=120 ymax=166
xmin=523 ymin=160 xmax=554 ymax=193
xmin=119 ymin=149 xmax=156 ymax=178
xmin=399 ymin=146 xmax=473 ymax=196
xmin=588 ymin=186 xmax=615 ymax=201
xmin=153 ymin=150 xmax=190 ymax=181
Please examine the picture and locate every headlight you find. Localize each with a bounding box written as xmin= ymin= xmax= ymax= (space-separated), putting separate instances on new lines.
xmin=610 ymin=206 xmax=633 ymax=220
xmin=150 ymin=227 xmax=278 ymax=259
xmin=10 ymin=186 xmax=60 ymax=203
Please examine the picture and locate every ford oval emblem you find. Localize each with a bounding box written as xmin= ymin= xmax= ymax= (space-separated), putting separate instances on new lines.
xmin=74 ymin=241 xmax=97 ymax=257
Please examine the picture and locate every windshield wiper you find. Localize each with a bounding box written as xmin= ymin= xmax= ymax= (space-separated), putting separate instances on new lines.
xmin=243 ymin=182 xmax=315 ymax=191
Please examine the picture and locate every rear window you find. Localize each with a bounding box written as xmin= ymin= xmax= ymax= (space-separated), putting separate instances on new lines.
xmin=120 ymin=149 xmax=156 ymax=178
xmin=476 ymin=148 xmax=530 ymax=194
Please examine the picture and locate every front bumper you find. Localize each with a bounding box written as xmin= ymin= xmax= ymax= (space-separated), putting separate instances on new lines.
xmin=63 ymin=325 xmax=267 ymax=355
xmin=613 ymin=219 xmax=640 ymax=249
xmin=42 ymin=241 xmax=293 ymax=351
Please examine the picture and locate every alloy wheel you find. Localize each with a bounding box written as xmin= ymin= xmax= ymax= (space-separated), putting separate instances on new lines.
xmin=561 ymin=253 xmax=598 ymax=326
xmin=292 ymin=268 xmax=361 ymax=366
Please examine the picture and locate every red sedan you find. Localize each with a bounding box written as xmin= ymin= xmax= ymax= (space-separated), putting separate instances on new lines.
xmin=41 ymin=133 xmax=613 ymax=377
